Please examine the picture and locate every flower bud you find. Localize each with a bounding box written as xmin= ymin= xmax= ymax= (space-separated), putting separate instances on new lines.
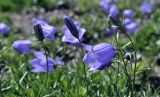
xmin=63 ymin=16 xmax=79 ymax=39
xmin=108 ymin=14 xmax=122 ymax=27
xmin=33 ymin=24 xmax=44 ymax=41
xmin=124 ymin=52 xmax=133 ymax=61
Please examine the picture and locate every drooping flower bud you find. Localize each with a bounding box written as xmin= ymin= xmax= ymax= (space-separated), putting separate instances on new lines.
xmin=124 ymin=52 xmax=133 ymax=61
xmin=63 ymin=16 xmax=79 ymax=39
xmin=108 ymin=14 xmax=122 ymax=27
xmin=33 ymin=24 xmax=44 ymax=41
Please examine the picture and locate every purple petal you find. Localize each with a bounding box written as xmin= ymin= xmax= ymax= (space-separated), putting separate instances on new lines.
xmin=13 ymin=40 xmax=32 ymax=53
xmin=42 ymin=25 xmax=57 ymax=40
xmin=0 ymin=23 xmax=10 ymax=34
xmin=109 ymin=4 xmax=119 ymax=16
xmin=83 ymin=43 xmax=116 ymax=71
xmin=125 ymin=22 xmax=138 ymax=33
xmin=100 ymin=0 xmax=110 ymax=12
xmin=33 ymin=51 xmax=46 ymax=59
xmin=140 ymin=2 xmax=152 ymax=13
xmin=123 ymin=9 xmax=134 ymax=17
xmin=124 ymin=18 xmax=133 ymax=25
xmin=82 ymin=44 xmax=93 ymax=52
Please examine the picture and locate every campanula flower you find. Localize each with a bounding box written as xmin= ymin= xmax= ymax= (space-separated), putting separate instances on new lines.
xmin=109 ymin=4 xmax=119 ymax=16
xmin=123 ymin=9 xmax=134 ymax=17
xmin=100 ymin=0 xmax=110 ymax=12
xmin=124 ymin=18 xmax=133 ymax=25
xmin=30 ymin=51 xmax=64 ymax=72
xmin=13 ymin=40 xmax=32 ymax=53
xmin=30 ymin=51 xmax=55 ymax=72
xmin=83 ymin=43 xmax=116 ymax=71
xmin=125 ymin=22 xmax=138 ymax=33
xmin=62 ymin=19 xmax=86 ymax=45
xmin=140 ymin=2 xmax=152 ymax=13
xmin=0 ymin=23 xmax=10 ymax=35
xmin=32 ymin=18 xmax=57 ymax=41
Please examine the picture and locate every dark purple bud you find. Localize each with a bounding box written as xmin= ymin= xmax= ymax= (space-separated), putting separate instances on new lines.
xmin=124 ymin=52 xmax=133 ymax=61
xmin=33 ymin=24 xmax=44 ymax=41
xmin=63 ymin=16 xmax=79 ymax=39
xmin=108 ymin=14 xmax=122 ymax=27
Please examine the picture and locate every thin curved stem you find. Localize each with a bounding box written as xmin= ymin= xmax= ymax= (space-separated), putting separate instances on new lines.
xmin=119 ymin=27 xmax=137 ymax=96
xmin=37 ymin=42 xmax=49 ymax=97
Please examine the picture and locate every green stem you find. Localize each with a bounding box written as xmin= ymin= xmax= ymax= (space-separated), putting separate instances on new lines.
xmin=114 ymin=31 xmax=120 ymax=96
xmin=80 ymin=43 xmax=88 ymax=96
xmin=37 ymin=42 xmax=49 ymax=97
xmin=62 ymin=43 xmax=70 ymax=97
xmin=119 ymin=27 xmax=137 ymax=96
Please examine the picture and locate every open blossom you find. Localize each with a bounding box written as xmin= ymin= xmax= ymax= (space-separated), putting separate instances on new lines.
xmin=13 ymin=40 xmax=32 ymax=53
xmin=32 ymin=18 xmax=57 ymax=41
xmin=100 ymin=0 xmax=110 ymax=12
xmin=125 ymin=22 xmax=138 ymax=33
xmin=109 ymin=4 xmax=119 ymax=16
xmin=0 ymin=23 xmax=10 ymax=34
xmin=83 ymin=43 xmax=116 ymax=71
xmin=140 ymin=2 xmax=152 ymax=13
xmin=62 ymin=20 xmax=86 ymax=45
xmin=30 ymin=51 xmax=64 ymax=72
xmin=124 ymin=18 xmax=133 ymax=25
xmin=30 ymin=51 xmax=55 ymax=72
xmin=99 ymin=0 xmax=119 ymax=15
xmin=123 ymin=9 xmax=134 ymax=17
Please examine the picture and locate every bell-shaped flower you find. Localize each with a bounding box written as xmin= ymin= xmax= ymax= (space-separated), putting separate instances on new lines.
xmin=124 ymin=18 xmax=133 ymax=25
xmin=125 ymin=22 xmax=138 ymax=33
xmin=13 ymin=40 xmax=32 ymax=53
xmin=100 ymin=0 xmax=110 ymax=12
xmin=109 ymin=4 xmax=119 ymax=16
xmin=140 ymin=2 xmax=152 ymax=14
xmin=30 ymin=51 xmax=55 ymax=72
xmin=123 ymin=9 xmax=134 ymax=17
xmin=83 ymin=43 xmax=116 ymax=71
xmin=0 ymin=23 xmax=10 ymax=35
xmin=62 ymin=21 xmax=86 ymax=45
xmin=32 ymin=18 xmax=57 ymax=41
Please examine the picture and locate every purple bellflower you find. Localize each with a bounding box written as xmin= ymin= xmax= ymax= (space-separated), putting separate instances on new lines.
xmin=62 ymin=17 xmax=86 ymax=45
xmin=140 ymin=2 xmax=152 ymax=14
xmin=125 ymin=22 xmax=138 ymax=33
xmin=32 ymin=18 xmax=57 ymax=41
xmin=13 ymin=40 xmax=32 ymax=53
xmin=123 ymin=9 xmax=134 ymax=17
xmin=83 ymin=43 xmax=116 ymax=71
xmin=109 ymin=4 xmax=119 ymax=16
xmin=30 ymin=51 xmax=55 ymax=72
xmin=124 ymin=18 xmax=133 ymax=25
xmin=100 ymin=0 xmax=110 ymax=12
xmin=30 ymin=51 xmax=64 ymax=72
xmin=0 ymin=23 xmax=10 ymax=34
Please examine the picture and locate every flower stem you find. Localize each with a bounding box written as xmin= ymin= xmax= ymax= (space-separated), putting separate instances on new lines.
xmin=80 ymin=45 xmax=88 ymax=96
xmin=62 ymin=43 xmax=70 ymax=97
xmin=37 ymin=42 xmax=49 ymax=97
xmin=119 ymin=27 xmax=137 ymax=96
